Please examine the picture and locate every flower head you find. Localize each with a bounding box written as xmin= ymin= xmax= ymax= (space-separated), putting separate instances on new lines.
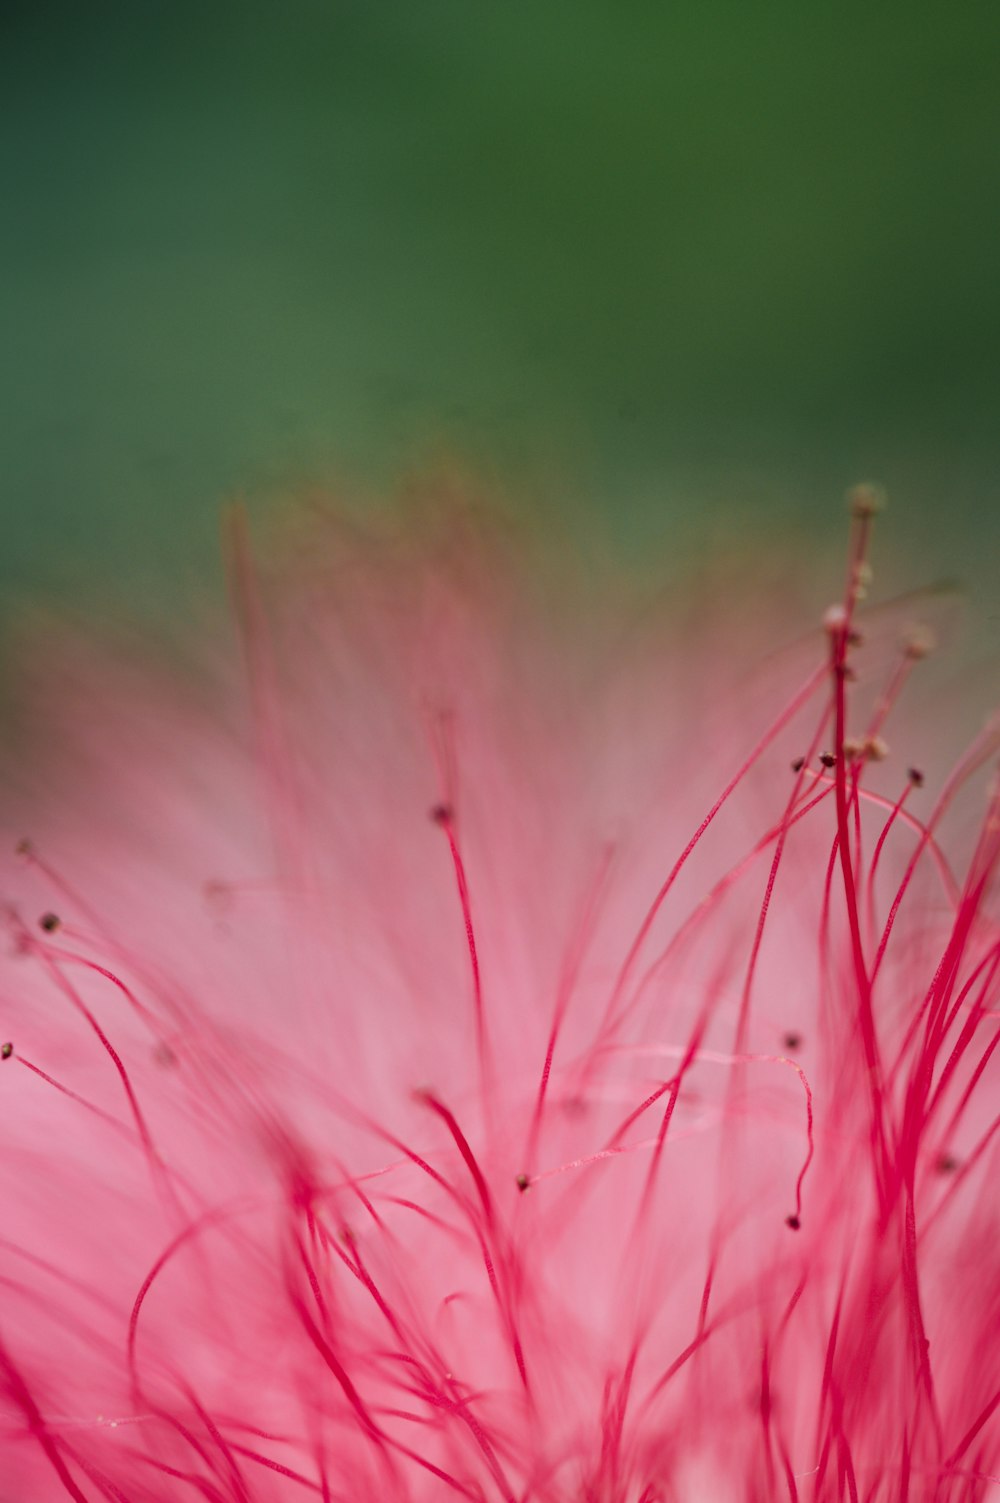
xmin=1 ymin=487 xmax=998 ymax=1502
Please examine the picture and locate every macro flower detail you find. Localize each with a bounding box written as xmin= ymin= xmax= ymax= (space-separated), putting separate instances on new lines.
xmin=0 ymin=489 xmax=998 ymax=1502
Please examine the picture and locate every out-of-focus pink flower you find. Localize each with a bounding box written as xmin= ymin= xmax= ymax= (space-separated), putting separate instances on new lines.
xmin=0 ymin=484 xmax=998 ymax=1502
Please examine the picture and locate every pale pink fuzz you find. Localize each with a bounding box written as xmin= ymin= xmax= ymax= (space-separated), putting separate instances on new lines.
xmin=0 ymin=496 xmax=998 ymax=1503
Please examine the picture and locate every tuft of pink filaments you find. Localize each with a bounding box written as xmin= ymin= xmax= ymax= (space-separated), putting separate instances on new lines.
xmin=1 ymin=485 xmax=999 ymax=1503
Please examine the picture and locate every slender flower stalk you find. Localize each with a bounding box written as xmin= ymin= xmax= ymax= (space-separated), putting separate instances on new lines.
xmin=0 ymin=485 xmax=998 ymax=1502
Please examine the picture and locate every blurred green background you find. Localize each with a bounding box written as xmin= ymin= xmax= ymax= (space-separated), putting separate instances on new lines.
xmin=2 ymin=0 xmax=998 ymax=612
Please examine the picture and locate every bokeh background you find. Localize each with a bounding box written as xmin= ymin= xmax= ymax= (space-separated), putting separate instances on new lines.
xmin=2 ymin=0 xmax=998 ymax=618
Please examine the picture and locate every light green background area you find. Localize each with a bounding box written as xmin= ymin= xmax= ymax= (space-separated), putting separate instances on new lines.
xmin=2 ymin=2 xmax=998 ymax=612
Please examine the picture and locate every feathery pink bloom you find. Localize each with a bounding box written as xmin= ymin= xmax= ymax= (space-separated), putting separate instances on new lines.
xmin=0 ymin=485 xmax=998 ymax=1502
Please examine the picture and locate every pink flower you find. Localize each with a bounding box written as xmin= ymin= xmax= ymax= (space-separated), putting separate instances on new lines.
xmin=0 ymin=484 xmax=998 ymax=1502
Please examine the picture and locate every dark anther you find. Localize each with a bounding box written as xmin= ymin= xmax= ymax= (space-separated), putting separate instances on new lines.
xmin=39 ymin=912 xmax=61 ymax=934
xmin=515 ymin=1173 xmax=530 ymax=1192
xmin=783 ymin=1032 xmax=802 ymax=1052
xmin=847 ymin=482 xmax=885 ymax=519
xmin=907 ymin=767 xmax=925 ymax=788
xmin=1 ymin=1042 xmax=12 ymax=1061
xmin=785 ymin=1215 xmax=801 ymax=1231
xmin=15 ymin=838 xmax=33 ymax=857
xmin=790 ymin=757 xmax=805 ymax=773
xmin=819 ymin=752 xmax=837 ymax=769
xmin=430 ymin=802 xmax=453 ymax=826
xmin=934 ymin=1152 xmax=958 ymax=1175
